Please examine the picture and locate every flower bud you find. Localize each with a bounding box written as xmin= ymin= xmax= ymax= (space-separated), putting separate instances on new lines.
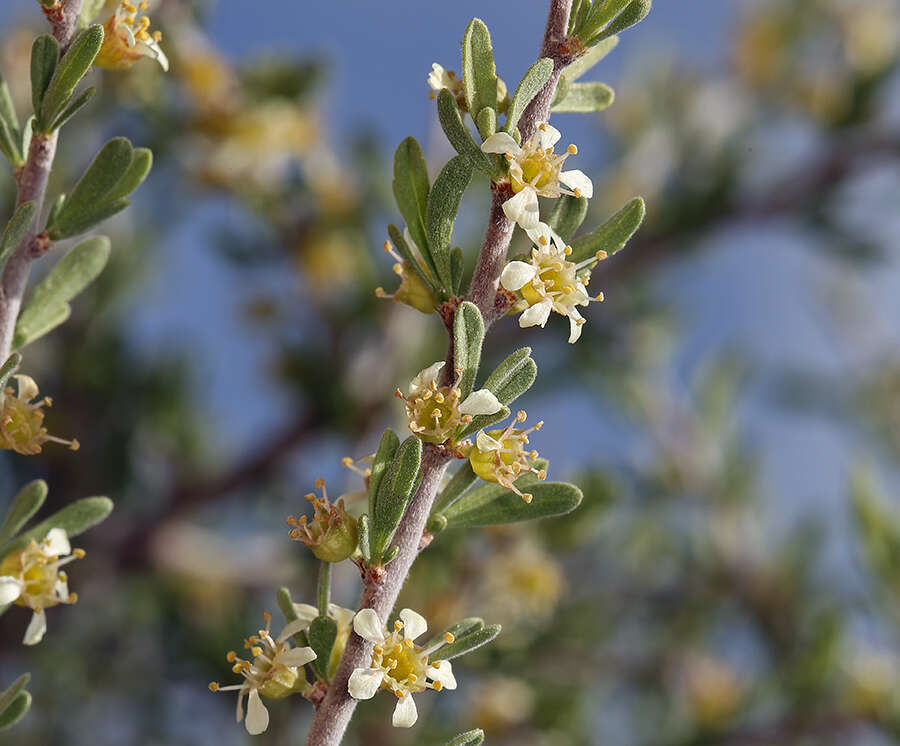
xmin=287 ymin=479 xmax=358 ymax=562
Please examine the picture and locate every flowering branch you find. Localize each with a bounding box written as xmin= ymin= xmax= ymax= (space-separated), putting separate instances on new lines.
xmin=303 ymin=4 xmax=576 ymax=745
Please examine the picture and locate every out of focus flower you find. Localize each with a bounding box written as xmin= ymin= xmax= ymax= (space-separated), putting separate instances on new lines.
xmin=287 ymin=478 xmax=358 ymax=563
xmin=481 ymin=122 xmax=592 ymax=229
xmin=0 ymin=528 xmax=83 ymax=645
xmin=682 ymin=655 xmax=744 ymax=727
xmin=209 ymin=612 xmax=316 ymax=735
xmin=398 ymin=361 xmax=502 ymax=445
xmin=500 ymin=222 xmax=606 ymax=343
xmin=348 ymin=608 xmax=457 ymax=728
xmin=95 ymin=1 xmax=169 ymax=72
xmin=843 ymin=647 xmax=900 ymax=717
xmin=468 ymin=410 xmax=546 ymax=502
xmin=468 ymin=676 xmax=535 ymax=733
xmin=0 ymin=375 xmax=79 ymax=455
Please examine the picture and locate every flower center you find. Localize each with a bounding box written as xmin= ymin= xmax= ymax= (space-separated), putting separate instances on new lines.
xmin=511 ymin=152 xmax=556 ymax=193
xmin=374 ymin=632 xmax=428 ymax=694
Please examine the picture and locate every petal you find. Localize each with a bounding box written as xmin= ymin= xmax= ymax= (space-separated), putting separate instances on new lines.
xmin=278 ymin=618 xmax=307 ymax=642
xmin=568 ymin=314 xmax=584 ymax=344
xmin=392 ymin=693 xmax=418 ymax=728
xmin=353 ymin=608 xmax=385 ymax=644
xmin=348 ymin=667 xmax=384 ymax=700
xmin=480 ymin=132 xmax=519 ymax=155
xmin=399 ymin=608 xmax=428 ymax=641
xmin=519 ymin=300 xmax=552 ymax=328
xmin=279 ymin=646 xmax=317 ymax=667
xmin=403 ymin=226 xmax=423 ymax=256
xmin=502 ymin=188 xmax=540 ymax=229
xmin=428 ymin=660 xmax=457 ymax=690
xmin=245 ymin=689 xmax=270 ymax=735
xmin=459 ymin=389 xmax=503 ymax=416
xmin=14 ymin=374 xmax=38 ymax=401
xmin=236 ymin=690 xmax=245 ymax=723
xmin=500 ymin=261 xmax=536 ymax=292
xmin=328 ymin=603 xmax=356 ymax=630
xmin=409 ymin=362 xmax=445 ymax=395
xmin=0 ymin=576 xmax=24 ymax=605
xmin=292 ymin=603 xmax=318 ymax=630
xmin=43 ymin=527 xmax=71 ymax=556
xmin=476 ymin=430 xmax=502 ymax=452
xmin=526 ymin=222 xmax=566 ymax=252
xmin=536 ymin=123 xmax=561 ymax=149
xmin=559 ymin=169 xmax=593 ymax=198
xmin=24 ymin=609 xmax=47 ymax=646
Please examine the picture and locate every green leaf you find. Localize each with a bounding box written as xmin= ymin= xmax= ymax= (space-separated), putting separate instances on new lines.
xmin=0 ymin=202 xmax=37 ymax=273
xmin=104 ymin=147 xmax=152 ymax=202
xmin=371 ymin=436 xmax=422 ymax=562
xmin=442 ymin=481 xmax=582 ymax=528
xmin=551 ymin=74 xmax=570 ymax=108
xmin=424 ymin=617 xmax=484 ymax=650
xmin=453 ymin=301 xmax=484 ymax=398
xmin=392 ymin=137 xmax=431 ymax=264
xmin=382 ymin=544 xmax=399 ymax=564
xmin=49 ymin=85 xmax=96 ymax=131
xmin=581 ymin=0 xmax=633 ymax=41
xmin=482 ymin=347 xmax=537 ymax=405
xmin=49 ymin=137 xmax=134 ymax=239
xmin=592 ymin=0 xmax=652 ymax=42
xmin=426 ymin=155 xmax=473 ymax=289
xmin=569 ymin=196 xmax=645 ymax=264
xmin=563 ymin=36 xmax=620 ymax=82
xmin=47 ymin=194 xmax=65 ymax=227
xmin=20 ymin=236 xmax=110 ymax=320
xmin=552 ymin=82 xmax=615 ymax=113
xmin=1 ymin=496 xmax=113 ymax=555
xmin=12 ymin=302 xmax=70 ymax=350
xmin=357 ymin=513 xmax=371 ymax=563
xmin=78 ymin=0 xmax=108 ymax=28
xmin=40 ymin=24 xmax=103 ymax=131
xmin=30 ymin=35 xmax=59 ymax=122
xmin=0 ymin=674 xmax=30 ymax=719
xmin=435 ymin=624 xmax=501 ymax=660
xmin=369 ymin=428 xmax=400 ymax=518
xmin=447 ymin=730 xmax=485 ymax=746
xmin=47 ymin=197 xmax=130 ymax=241
xmin=0 ymin=352 xmax=21 ymax=393
xmin=0 ymin=690 xmax=30 ymax=731
xmin=504 ymin=58 xmax=553 ymax=134
xmin=475 ymin=106 xmax=496 ymax=140
xmin=462 ymin=19 xmax=498 ymax=137
xmin=0 ymin=116 xmax=21 ymax=167
xmin=436 ymin=89 xmax=493 ymax=176
xmin=0 ymin=480 xmax=48 ymax=546
xmin=308 ymin=616 xmax=338 ymax=682
xmin=449 ymin=246 xmax=464 ymax=295
xmin=432 ymin=462 xmax=478 ymax=515
xmin=0 ymin=73 xmax=18 ymax=137
xmin=547 ymin=195 xmax=589 ymax=242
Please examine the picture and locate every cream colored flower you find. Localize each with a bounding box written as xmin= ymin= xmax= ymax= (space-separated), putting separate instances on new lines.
xmin=398 ymin=361 xmax=502 ymax=445
xmin=468 ymin=410 xmax=546 ymax=502
xmin=348 ymin=608 xmax=457 ymax=728
xmin=209 ymin=613 xmax=317 ymax=735
xmin=0 ymin=528 xmax=83 ymax=645
xmin=427 ymin=63 xmax=465 ymax=105
xmin=94 ymin=1 xmax=169 ymax=72
xmin=500 ymin=222 xmax=606 ymax=343
xmin=481 ymin=122 xmax=592 ymax=229
xmin=0 ymin=375 xmax=79 ymax=455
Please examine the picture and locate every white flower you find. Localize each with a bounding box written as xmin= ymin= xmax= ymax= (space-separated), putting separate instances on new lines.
xmin=95 ymin=1 xmax=169 ymax=72
xmin=481 ymin=122 xmax=593 ymax=229
xmin=399 ymin=362 xmax=502 ymax=445
xmin=427 ymin=63 xmax=465 ymax=102
xmin=209 ymin=613 xmax=317 ymax=735
xmin=0 ymin=528 xmax=83 ymax=645
xmin=348 ymin=608 xmax=457 ymax=728
xmin=469 ymin=411 xmax=547 ymax=502
xmin=500 ymin=222 xmax=607 ymax=343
